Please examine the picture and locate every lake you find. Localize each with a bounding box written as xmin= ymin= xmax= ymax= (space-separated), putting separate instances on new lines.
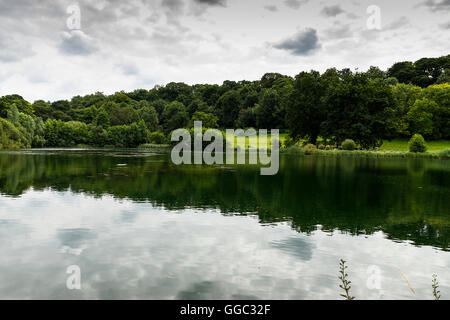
xmin=0 ymin=150 xmax=449 ymax=299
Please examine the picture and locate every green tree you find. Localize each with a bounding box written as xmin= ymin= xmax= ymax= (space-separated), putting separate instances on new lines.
xmin=190 ymin=111 xmax=219 ymax=128
xmin=32 ymin=100 xmax=52 ymax=121
xmin=387 ymin=61 xmax=416 ymax=84
xmin=138 ymin=103 xmax=159 ymax=131
xmin=256 ymin=89 xmax=280 ymax=129
xmin=286 ymin=71 xmax=326 ymax=144
xmin=6 ymin=104 xmax=20 ymax=125
xmin=407 ymin=98 xmax=437 ymax=138
xmin=217 ymin=90 xmax=241 ymax=128
xmin=422 ymin=83 xmax=450 ymax=139
xmin=95 ymin=108 xmax=110 ymax=128
xmin=389 ymin=83 xmax=423 ymax=137
xmin=109 ymin=103 xmax=137 ymax=126
xmin=321 ymin=73 xmax=395 ymax=148
xmin=235 ymin=107 xmax=257 ymax=128
xmin=161 ymin=101 xmax=189 ymax=133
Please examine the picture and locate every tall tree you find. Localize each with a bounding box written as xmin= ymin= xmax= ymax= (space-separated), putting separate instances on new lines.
xmin=286 ymin=71 xmax=326 ymax=144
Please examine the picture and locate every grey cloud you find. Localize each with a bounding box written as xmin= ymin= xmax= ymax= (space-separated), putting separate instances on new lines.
xmin=264 ymin=5 xmax=278 ymax=12
xmin=439 ymin=21 xmax=450 ymax=28
xmin=194 ymin=0 xmax=227 ymax=6
xmin=421 ymin=0 xmax=450 ymax=11
xmin=59 ymin=31 xmax=98 ymax=56
xmin=321 ymin=5 xmax=345 ymax=17
xmin=119 ymin=63 xmax=139 ymax=76
xmin=385 ymin=17 xmax=409 ymax=30
xmin=0 ymin=34 xmax=34 ymax=62
xmin=284 ymin=0 xmax=308 ymax=10
xmin=324 ymin=23 xmax=352 ymax=39
xmin=162 ymin=0 xmax=185 ymax=14
xmin=274 ymin=28 xmax=320 ymax=56
xmin=346 ymin=12 xmax=359 ymax=20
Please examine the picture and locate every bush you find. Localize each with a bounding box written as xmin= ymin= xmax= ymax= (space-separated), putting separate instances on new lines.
xmin=341 ymin=139 xmax=357 ymax=151
xmin=149 ymin=131 xmax=167 ymax=144
xmin=408 ymin=134 xmax=427 ymax=153
xmin=282 ymin=135 xmax=297 ymax=148
xmin=303 ymin=143 xmax=317 ymax=155
xmin=439 ymin=149 xmax=450 ymax=159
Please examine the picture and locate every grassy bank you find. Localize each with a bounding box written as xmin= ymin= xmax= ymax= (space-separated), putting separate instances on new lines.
xmin=282 ymin=139 xmax=450 ymax=160
xmin=379 ymin=139 xmax=450 ymax=153
xmin=136 ymin=137 xmax=450 ymax=160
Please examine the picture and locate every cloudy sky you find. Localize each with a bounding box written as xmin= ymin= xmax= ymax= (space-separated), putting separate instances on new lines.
xmin=0 ymin=0 xmax=449 ymax=102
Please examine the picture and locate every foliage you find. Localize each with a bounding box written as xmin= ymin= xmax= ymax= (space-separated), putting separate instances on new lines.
xmin=149 ymin=131 xmax=167 ymax=145
xmin=409 ymin=134 xmax=427 ymax=153
xmin=138 ymin=103 xmax=159 ymax=132
xmin=286 ymin=71 xmax=326 ymax=144
xmin=191 ymin=111 xmax=219 ymax=128
xmin=338 ymin=259 xmax=355 ymax=300
xmin=0 ymin=54 xmax=449 ymax=149
xmin=217 ymin=90 xmax=241 ymax=128
xmin=162 ymin=101 xmax=189 ymax=133
xmin=439 ymin=148 xmax=450 ymax=159
xmin=432 ymin=274 xmax=441 ymax=300
xmin=0 ymin=118 xmax=25 ymax=149
xmin=106 ymin=120 xmax=150 ymax=148
xmin=407 ymin=98 xmax=437 ymax=138
xmin=341 ymin=139 xmax=357 ymax=150
xmin=387 ymin=55 xmax=450 ymax=87
xmin=282 ymin=135 xmax=298 ymax=148
xmin=321 ymin=73 xmax=395 ymax=148
xmin=303 ymin=143 xmax=317 ymax=155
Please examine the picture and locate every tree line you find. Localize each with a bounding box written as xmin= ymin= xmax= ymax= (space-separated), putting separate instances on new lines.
xmin=0 ymin=54 xmax=448 ymax=149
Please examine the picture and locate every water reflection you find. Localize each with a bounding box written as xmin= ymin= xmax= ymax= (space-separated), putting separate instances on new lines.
xmin=0 ymin=151 xmax=449 ymax=299
xmin=1 ymin=151 xmax=448 ymax=250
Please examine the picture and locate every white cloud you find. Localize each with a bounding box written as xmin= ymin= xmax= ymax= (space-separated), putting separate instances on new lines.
xmin=0 ymin=0 xmax=448 ymax=102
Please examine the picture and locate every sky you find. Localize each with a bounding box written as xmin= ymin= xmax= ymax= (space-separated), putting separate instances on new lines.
xmin=0 ymin=0 xmax=449 ymax=102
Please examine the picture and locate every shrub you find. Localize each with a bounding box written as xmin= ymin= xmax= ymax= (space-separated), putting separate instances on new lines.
xmin=149 ymin=131 xmax=167 ymax=144
xmin=408 ymin=134 xmax=427 ymax=153
xmin=341 ymin=139 xmax=357 ymax=151
xmin=282 ymin=135 xmax=297 ymax=149
xmin=303 ymin=143 xmax=317 ymax=155
xmin=281 ymin=145 xmax=304 ymax=154
xmin=439 ymin=149 xmax=450 ymax=159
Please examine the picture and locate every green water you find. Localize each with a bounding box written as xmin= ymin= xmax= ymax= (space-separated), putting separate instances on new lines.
xmin=0 ymin=150 xmax=449 ymax=299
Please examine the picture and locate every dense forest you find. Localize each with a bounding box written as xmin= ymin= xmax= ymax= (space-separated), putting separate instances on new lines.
xmin=0 ymin=54 xmax=449 ymax=150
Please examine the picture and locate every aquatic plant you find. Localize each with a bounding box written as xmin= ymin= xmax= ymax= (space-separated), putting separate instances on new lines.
xmin=432 ymin=274 xmax=441 ymax=300
xmin=338 ymin=259 xmax=355 ymax=300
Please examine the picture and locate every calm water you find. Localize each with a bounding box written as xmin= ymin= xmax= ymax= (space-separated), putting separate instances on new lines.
xmin=0 ymin=150 xmax=449 ymax=300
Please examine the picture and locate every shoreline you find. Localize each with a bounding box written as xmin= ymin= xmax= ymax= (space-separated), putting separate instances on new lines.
xmin=1 ymin=146 xmax=449 ymax=161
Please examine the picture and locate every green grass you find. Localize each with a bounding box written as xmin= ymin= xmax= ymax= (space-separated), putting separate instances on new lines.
xmin=225 ymin=133 xmax=287 ymax=149
xmin=379 ymin=139 xmax=450 ymax=153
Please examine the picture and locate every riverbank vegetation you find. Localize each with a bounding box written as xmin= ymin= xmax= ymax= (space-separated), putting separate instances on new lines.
xmin=0 ymin=55 xmax=449 ymax=153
